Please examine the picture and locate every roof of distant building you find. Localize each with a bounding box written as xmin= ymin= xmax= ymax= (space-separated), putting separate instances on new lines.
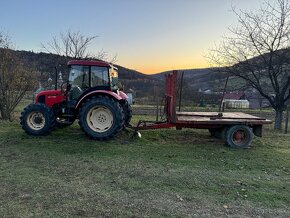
xmin=224 ymin=92 xmax=245 ymax=100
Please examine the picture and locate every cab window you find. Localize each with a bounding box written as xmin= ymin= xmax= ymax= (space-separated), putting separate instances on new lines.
xmin=69 ymin=65 xmax=89 ymax=89
xmin=91 ymin=66 xmax=109 ymax=87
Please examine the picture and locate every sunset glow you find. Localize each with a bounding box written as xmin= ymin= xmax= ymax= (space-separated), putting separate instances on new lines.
xmin=0 ymin=0 xmax=273 ymax=74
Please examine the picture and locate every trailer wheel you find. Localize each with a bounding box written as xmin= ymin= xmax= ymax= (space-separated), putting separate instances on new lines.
xmin=79 ymin=96 xmax=124 ymax=140
xmin=225 ymin=125 xmax=253 ymax=148
xmin=20 ymin=103 xmax=56 ymax=136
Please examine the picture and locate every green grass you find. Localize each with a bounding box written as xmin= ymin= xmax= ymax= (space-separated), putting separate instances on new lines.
xmin=0 ymin=115 xmax=289 ymax=217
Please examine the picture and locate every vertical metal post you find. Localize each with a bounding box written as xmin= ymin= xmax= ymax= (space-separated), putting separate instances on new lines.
xmin=178 ymin=71 xmax=184 ymax=112
xmin=219 ymin=75 xmax=229 ymax=113
xmin=171 ymin=71 xmax=177 ymax=122
xmin=156 ymin=102 xmax=159 ymax=121
xmin=154 ymin=86 xmax=159 ymax=121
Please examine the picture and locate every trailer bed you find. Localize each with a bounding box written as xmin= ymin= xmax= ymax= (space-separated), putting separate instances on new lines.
xmin=134 ymin=71 xmax=272 ymax=148
xmin=176 ymin=112 xmax=272 ymax=125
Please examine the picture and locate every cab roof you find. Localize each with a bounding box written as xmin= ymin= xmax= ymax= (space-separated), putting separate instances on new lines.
xmin=67 ymin=60 xmax=111 ymax=67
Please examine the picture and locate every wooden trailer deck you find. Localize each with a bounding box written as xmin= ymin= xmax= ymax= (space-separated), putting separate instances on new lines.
xmin=176 ymin=112 xmax=272 ymax=125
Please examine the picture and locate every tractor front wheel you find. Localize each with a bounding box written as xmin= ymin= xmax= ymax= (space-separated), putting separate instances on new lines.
xmin=20 ymin=103 xmax=56 ymax=136
xmin=79 ymin=96 xmax=124 ymax=140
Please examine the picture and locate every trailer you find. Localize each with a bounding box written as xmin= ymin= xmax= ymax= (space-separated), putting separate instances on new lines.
xmin=134 ymin=71 xmax=272 ymax=148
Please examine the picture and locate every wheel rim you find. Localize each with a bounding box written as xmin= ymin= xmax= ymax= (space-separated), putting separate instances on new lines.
xmin=26 ymin=111 xmax=46 ymax=130
xmin=86 ymin=106 xmax=113 ymax=133
xmin=232 ymin=130 xmax=247 ymax=146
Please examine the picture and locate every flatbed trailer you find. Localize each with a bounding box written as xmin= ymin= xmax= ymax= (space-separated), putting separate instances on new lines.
xmin=134 ymin=71 xmax=272 ymax=148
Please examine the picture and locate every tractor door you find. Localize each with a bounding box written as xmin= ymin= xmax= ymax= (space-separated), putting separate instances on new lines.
xmin=69 ymin=65 xmax=90 ymax=100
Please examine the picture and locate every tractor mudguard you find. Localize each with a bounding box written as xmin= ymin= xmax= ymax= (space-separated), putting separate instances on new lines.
xmin=75 ymin=90 xmax=127 ymax=110
xmin=118 ymin=91 xmax=128 ymax=100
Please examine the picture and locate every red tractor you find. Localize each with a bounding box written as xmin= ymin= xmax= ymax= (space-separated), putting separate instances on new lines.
xmin=20 ymin=60 xmax=132 ymax=140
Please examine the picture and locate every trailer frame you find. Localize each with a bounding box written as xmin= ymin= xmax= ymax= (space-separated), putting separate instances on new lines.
xmin=133 ymin=71 xmax=272 ymax=148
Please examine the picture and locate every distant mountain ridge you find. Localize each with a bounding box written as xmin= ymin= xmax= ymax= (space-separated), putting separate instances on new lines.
xmin=2 ymin=49 xmax=227 ymax=99
xmin=151 ymin=68 xmax=227 ymax=91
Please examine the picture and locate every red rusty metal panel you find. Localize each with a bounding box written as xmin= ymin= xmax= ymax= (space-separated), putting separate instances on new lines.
xmin=164 ymin=70 xmax=177 ymax=122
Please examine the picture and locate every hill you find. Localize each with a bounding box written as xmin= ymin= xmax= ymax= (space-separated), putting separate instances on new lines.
xmin=3 ymin=49 xmax=161 ymax=98
xmin=151 ymin=68 xmax=228 ymax=92
xmin=3 ymin=49 xmax=232 ymax=103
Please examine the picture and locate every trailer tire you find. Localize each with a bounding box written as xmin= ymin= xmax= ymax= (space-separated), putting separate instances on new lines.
xmin=79 ymin=96 xmax=124 ymax=140
xmin=226 ymin=125 xmax=253 ymax=148
xmin=20 ymin=103 xmax=56 ymax=136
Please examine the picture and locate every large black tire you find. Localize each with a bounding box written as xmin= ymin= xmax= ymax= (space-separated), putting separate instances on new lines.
xmin=78 ymin=96 xmax=124 ymax=140
xmin=20 ymin=103 xmax=56 ymax=136
xmin=225 ymin=125 xmax=254 ymax=148
xmin=121 ymin=100 xmax=132 ymax=127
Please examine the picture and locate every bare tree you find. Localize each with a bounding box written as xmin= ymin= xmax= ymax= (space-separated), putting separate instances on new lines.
xmin=209 ymin=0 xmax=290 ymax=130
xmin=41 ymin=29 xmax=108 ymax=60
xmin=0 ymin=33 xmax=36 ymax=120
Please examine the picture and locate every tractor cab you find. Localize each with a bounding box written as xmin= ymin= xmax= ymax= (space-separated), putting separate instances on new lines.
xmin=67 ymin=60 xmax=119 ymax=100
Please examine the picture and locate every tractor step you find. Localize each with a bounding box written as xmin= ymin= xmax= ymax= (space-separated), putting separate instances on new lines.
xmin=62 ymin=114 xmax=75 ymax=117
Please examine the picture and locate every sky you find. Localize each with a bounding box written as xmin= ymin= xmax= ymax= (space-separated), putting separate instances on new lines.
xmin=0 ymin=0 xmax=274 ymax=74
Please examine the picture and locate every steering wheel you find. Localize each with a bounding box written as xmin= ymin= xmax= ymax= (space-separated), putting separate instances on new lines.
xmin=61 ymin=82 xmax=71 ymax=95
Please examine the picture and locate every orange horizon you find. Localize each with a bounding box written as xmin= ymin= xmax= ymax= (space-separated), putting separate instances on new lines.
xmin=127 ymin=63 xmax=211 ymax=75
xmin=119 ymin=56 xmax=211 ymax=75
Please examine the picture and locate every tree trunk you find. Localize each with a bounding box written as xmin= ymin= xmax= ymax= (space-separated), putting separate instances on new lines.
xmin=0 ymin=109 xmax=11 ymax=120
xmin=274 ymin=109 xmax=283 ymax=130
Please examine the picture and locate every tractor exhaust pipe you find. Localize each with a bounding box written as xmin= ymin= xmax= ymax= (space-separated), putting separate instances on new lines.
xmin=54 ymin=66 xmax=58 ymax=90
xmin=54 ymin=64 xmax=62 ymax=90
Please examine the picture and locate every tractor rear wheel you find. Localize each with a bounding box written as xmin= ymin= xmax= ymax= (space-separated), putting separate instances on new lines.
xmin=121 ymin=100 xmax=132 ymax=127
xmin=20 ymin=103 xmax=56 ymax=136
xmin=79 ymin=96 xmax=124 ymax=140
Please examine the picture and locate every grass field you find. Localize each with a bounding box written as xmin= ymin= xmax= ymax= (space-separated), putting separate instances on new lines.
xmin=0 ymin=113 xmax=290 ymax=217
